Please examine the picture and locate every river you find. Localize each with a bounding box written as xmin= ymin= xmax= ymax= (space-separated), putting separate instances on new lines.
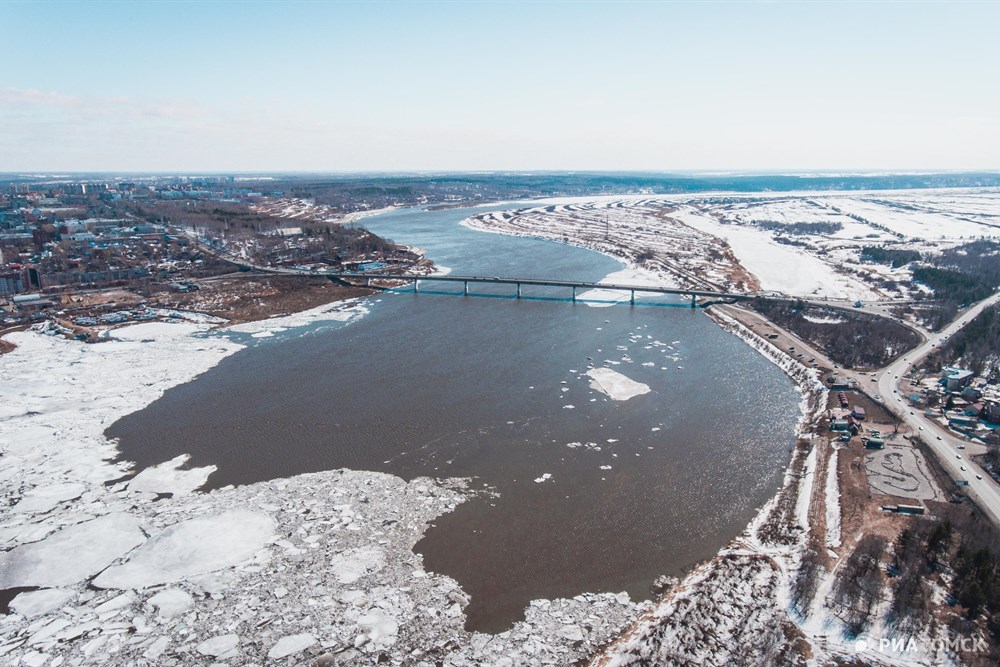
xmin=108 ymin=203 xmax=802 ymax=632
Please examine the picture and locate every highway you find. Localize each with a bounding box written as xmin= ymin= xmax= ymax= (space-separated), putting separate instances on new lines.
xmin=872 ymin=290 xmax=1000 ymax=524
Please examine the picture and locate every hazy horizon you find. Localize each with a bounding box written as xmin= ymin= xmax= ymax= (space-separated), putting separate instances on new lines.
xmin=3 ymin=1 xmax=999 ymax=172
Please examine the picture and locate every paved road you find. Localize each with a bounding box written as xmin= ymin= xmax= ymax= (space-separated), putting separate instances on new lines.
xmin=872 ymin=290 xmax=1000 ymax=524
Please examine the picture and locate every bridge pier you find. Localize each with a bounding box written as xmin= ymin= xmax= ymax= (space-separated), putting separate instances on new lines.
xmin=364 ymin=276 xmax=370 ymax=287
xmin=414 ymin=279 xmax=419 ymax=293
xmin=516 ymin=283 xmax=522 ymax=299
xmin=464 ymin=280 xmax=468 ymax=296
xmin=571 ymin=286 xmax=576 ymax=302
xmin=691 ymin=293 xmax=696 ymax=308
xmin=630 ymin=290 xmax=635 ymax=305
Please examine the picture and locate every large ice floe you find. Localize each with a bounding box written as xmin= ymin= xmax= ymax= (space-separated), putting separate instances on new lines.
xmin=0 ymin=313 xmax=646 ymax=665
xmin=586 ymin=367 xmax=651 ymax=401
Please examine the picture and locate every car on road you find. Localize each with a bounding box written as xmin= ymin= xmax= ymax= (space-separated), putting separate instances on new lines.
xmin=919 ymin=426 xmax=923 ymax=431
xmin=937 ymin=436 xmax=942 ymax=440
xmin=909 ymin=411 xmax=914 ymax=415
xmin=958 ymin=444 xmax=966 ymax=449
xmin=956 ymin=455 xmax=962 ymax=459
xmin=977 ymin=474 xmax=983 ymax=480
xmin=961 ymin=466 xmax=967 ymax=471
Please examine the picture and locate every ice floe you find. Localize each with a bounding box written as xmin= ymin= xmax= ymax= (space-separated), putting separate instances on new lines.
xmin=93 ymin=510 xmax=275 ymax=589
xmin=586 ymin=367 xmax=651 ymax=401
xmin=126 ymin=454 xmax=216 ymax=497
xmin=9 ymin=589 xmax=76 ymax=619
xmin=0 ymin=513 xmax=145 ymax=588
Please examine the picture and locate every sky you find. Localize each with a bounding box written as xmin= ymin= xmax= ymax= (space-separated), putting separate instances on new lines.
xmin=2 ymin=0 xmax=999 ymax=173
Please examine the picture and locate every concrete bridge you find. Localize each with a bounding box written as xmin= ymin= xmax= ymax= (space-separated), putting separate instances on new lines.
xmin=324 ymin=271 xmax=756 ymax=306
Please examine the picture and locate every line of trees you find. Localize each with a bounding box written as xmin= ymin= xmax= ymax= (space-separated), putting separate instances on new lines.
xmin=754 ymin=220 xmax=844 ymax=235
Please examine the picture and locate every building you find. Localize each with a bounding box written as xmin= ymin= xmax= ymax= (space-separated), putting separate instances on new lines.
xmin=12 ymin=293 xmax=54 ymax=313
xmin=942 ymin=367 xmax=975 ymax=391
xmin=828 ymin=374 xmax=851 ymax=390
xmin=0 ymin=270 xmax=25 ymax=294
xmin=948 ymin=414 xmax=979 ymax=430
xmin=852 ymin=406 xmax=867 ymax=421
xmin=865 ymin=437 xmax=885 ymax=449
xmin=962 ymin=386 xmax=983 ymax=401
xmin=831 ymin=418 xmax=850 ymax=432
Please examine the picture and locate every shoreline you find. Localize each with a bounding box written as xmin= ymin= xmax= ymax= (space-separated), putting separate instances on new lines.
xmin=585 ymin=299 xmax=829 ymax=665
xmin=458 ymin=202 xmax=853 ymax=664
xmin=0 ymin=290 xmax=647 ymax=665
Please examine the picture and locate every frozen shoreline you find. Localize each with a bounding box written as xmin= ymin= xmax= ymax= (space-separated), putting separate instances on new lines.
xmin=589 ymin=307 xmax=829 ymax=665
xmin=0 ymin=300 xmax=646 ymax=665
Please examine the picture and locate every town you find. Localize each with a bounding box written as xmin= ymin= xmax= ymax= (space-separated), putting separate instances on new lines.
xmin=0 ymin=176 xmax=431 ymax=341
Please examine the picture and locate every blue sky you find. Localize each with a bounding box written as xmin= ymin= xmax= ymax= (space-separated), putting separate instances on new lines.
xmin=2 ymin=0 xmax=998 ymax=172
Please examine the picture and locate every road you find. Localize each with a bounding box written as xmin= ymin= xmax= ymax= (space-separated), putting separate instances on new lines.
xmin=871 ymin=290 xmax=1000 ymax=524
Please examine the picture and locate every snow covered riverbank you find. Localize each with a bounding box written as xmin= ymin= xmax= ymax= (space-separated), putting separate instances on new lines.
xmin=1 ymin=307 xmax=646 ymax=665
xmin=588 ymin=308 xmax=829 ymax=666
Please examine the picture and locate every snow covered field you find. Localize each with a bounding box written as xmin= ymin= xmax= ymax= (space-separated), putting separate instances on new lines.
xmin=671 ymin=205 xmax=878 ymax=300
xmin=466 ymin=188 xmax=1000 ymax=303
xmin=251 ymin=197 xmax=398 ymax=227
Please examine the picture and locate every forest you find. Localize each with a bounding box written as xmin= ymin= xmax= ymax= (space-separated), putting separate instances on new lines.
xmin=860 ymin=245 xmax=922 ymax=268
xmin=925 ymin=304 xmax=1000 ymax=378
xmin=862 ymin=240 xmax=1000 ymax=329
xmin=747 ymin=299 xmax=921 ymax=368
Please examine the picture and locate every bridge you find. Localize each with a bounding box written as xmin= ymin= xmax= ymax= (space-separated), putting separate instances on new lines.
xmin=323 ymin=271 xmax=756 ymax=306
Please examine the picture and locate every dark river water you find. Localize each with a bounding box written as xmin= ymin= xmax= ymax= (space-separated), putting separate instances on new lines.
xmin=108 ymin=203 xmax=802 ymax=632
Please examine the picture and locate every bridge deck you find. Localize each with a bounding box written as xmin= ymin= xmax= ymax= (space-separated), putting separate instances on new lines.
xmin=328 ymin=272 xmax=753 ymax=299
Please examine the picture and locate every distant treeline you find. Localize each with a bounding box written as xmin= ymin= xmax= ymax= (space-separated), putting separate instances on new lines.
xmin=10 ymin=171 xmax=1000 ymax=196
xmin=250 ymin=172 xmax=1000 ymax=216
xmin=755 ymin=220 xmax=843 ymax=235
